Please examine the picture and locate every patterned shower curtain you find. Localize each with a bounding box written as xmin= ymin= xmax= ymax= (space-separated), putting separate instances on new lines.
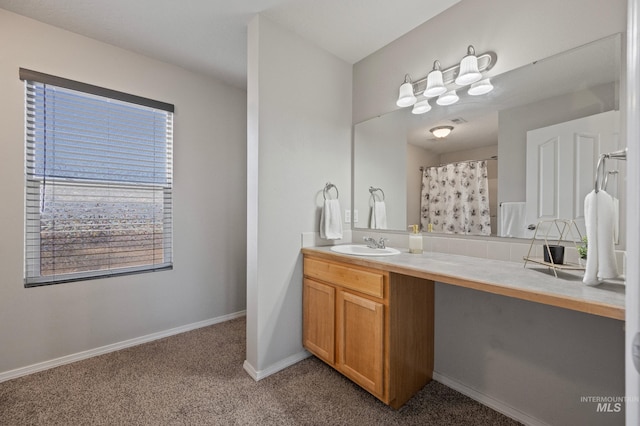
xmin=420 ymin=160 xmax=491 ymax=235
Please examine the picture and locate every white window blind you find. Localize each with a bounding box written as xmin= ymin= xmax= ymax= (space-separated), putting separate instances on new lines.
xmin=22 ymin=69 xmax=174 ymax=286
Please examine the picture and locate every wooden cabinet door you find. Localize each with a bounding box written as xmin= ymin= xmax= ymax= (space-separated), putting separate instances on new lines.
xmin=303 ymin=278 xmax=335 ymax=364
xmin=337 ymin=290 xmax=384 ymax=398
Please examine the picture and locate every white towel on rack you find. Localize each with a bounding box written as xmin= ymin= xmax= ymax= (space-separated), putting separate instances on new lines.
xmin=612 ymin=196 xmax=620 ymax=242
xmin=499 ymin=202 xmax=527 ymax=238
xmin=370 ymin=200 xmax=387 ymax=229
xmin=320 ymin=199 xmax=343 ymax=240
xmin=583 ymin=189 xmax=618 ymax=286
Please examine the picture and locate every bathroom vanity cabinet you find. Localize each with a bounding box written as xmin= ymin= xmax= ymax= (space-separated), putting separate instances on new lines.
xmin=303 ymin=255 xmax=434 ymax=409
xmin=302 ymin=245 xmax=624 ymax=409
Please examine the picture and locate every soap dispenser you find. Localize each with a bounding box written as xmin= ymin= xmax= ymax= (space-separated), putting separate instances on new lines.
xmin=408 ymin=224 xmax=423 ymax=254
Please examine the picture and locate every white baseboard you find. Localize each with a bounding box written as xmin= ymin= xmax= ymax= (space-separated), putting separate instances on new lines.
xmin=432 ymin=371 xmax=549 ymax=426
xmin=244 ymin=360 xmax=550 ymax=424
xmin=243 ymin=349 xmax=312 ymax=381
xmin=4 ymin=322 xmax=549 ymax=425
xmin=0 ymin=310 xmax=246 ymax=383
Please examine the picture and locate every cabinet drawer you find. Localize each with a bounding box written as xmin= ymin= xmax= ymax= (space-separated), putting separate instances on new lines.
xmin=304 ymin=257 xmax=385 ymax=298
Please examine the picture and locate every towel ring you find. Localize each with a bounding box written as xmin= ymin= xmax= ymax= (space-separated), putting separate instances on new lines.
xmin=594 ymin=155 xmax=606 ymax=192
xmin=603 ymin=170 xmax=618 ymax=192
xmin=594 ymin=148 xmax=627 ymax=192
xmin=323 ymin=183 xmax=339 ymax=200
xmin=369 ymin=186 xmax=385 ymax=201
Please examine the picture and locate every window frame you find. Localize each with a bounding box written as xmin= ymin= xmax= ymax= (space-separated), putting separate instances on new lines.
xmin=21 ymin=68 xmax=174 ymax=287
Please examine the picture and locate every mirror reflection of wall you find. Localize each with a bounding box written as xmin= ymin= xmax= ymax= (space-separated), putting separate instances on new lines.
xmin=353 ymin=33 xmax=623 ymax=246
xmin=354 ymin=113 xmax=408 ymax=231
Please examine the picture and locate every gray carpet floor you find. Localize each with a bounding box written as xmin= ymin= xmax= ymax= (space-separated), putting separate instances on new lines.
xmin=0 ymin=316 xmax=521 ymax=425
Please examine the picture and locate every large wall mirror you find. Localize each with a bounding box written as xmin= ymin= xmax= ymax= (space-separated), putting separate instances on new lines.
xmin=353 ymin=33 xmax=624 ymax=245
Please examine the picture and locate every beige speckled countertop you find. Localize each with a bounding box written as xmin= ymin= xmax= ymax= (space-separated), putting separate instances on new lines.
xmin=301 ymin=246 xmax=625 ymax=320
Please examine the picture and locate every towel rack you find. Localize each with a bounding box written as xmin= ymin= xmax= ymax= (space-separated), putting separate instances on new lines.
xmin=594 ymin=148 xmax=627 ymax=192
xmin=603 ymin=170 xmax=619 ymax=193
xmin=323 ymin=182 xmax=339 ymax=200
xmin=369 ymin=186 xmax=385 ymax=201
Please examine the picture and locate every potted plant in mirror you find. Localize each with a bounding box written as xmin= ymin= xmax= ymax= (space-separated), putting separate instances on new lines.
xmin=577 ymin=236 xmax=588 ymax=266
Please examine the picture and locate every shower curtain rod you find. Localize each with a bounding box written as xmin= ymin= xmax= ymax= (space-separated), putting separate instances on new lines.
xmin=419 ymin=155 xmax=498 ymax=171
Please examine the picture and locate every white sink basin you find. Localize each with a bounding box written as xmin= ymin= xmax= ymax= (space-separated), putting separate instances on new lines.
xmin=330 ymin=244 xmax=401 ymax=256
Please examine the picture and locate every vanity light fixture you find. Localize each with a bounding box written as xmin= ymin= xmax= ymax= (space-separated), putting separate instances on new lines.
xmin=412 ymin=98 xmax=431 ymax=114
xmin=455 ymin=45 xmax=483 ymax=85
xmin=430 ymin=125 xmax=453 ymax=139
xmin=436 ymin=90 xmax=459 ymax=106
xmin=395 ymin=45 xmax=496 ymax=112
xmin=396 ymin=74 xmax=417 ymax=107
xmin=424 ymin=61 xmax=447 ymax=97
xmin=468 ymin=78 xmax=494 ymax=95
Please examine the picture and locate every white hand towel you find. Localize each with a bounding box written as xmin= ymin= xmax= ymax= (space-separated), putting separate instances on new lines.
xmin=320 ymin=199 xmax=343 ymax=240
xmin=583 ymin=190 xmax=600 ymax=285
xmin=612 ymin=196 xmax=620 ymax=243
xmin=597 ymin=190 xmax=619 ymax=279
xmin=370 ymin=200 xmax=387 ymax=229
xmin=499 ymin=202 xmax=526 ymax=238
xmin=583 ymin=190 xmax=618 ymax=286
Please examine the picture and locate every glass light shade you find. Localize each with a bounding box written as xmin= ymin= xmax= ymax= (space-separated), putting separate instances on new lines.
xmin=396 ymin=81 xmax=417 ymax=107
xmin=436 ymin=90 xmax=459 ymax=106
xmin=431 ymin=126 xmax=453 ymax=138
xmin=411 ymin=99 xmax=431 ymax=114
xmin=455 ymin=54 xmax=482 ymax=86
xmin=468 ymin=78 xmax=493 ymax=95
xmin=424 ymin=69 xmax=447 ymax=97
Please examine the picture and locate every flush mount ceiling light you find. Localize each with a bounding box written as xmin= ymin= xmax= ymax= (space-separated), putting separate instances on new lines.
xmin=430 ymin=126 xmax=453 ymax=139
xmin=395 ymin=45 xmax=496 ymax=112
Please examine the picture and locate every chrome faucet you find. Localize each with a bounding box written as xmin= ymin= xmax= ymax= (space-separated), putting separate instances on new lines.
xmin=363 ymin=236 xmax=389 ymax=249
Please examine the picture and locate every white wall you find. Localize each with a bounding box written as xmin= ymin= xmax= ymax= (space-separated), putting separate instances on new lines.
xmin=0 ymin=9 xmax=247 ymax=375
xmin=625 ymin=2 xmax=640 ymax=422
xmin=435 ymin=285 xmax=624 ymax=426
xmin=353 ymin=0 xmax=626 ymax=123
xmin=246 ymin=16 xmax=352 ymax=375
xmin=353 ymin=0 xmax=627 ymax=424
